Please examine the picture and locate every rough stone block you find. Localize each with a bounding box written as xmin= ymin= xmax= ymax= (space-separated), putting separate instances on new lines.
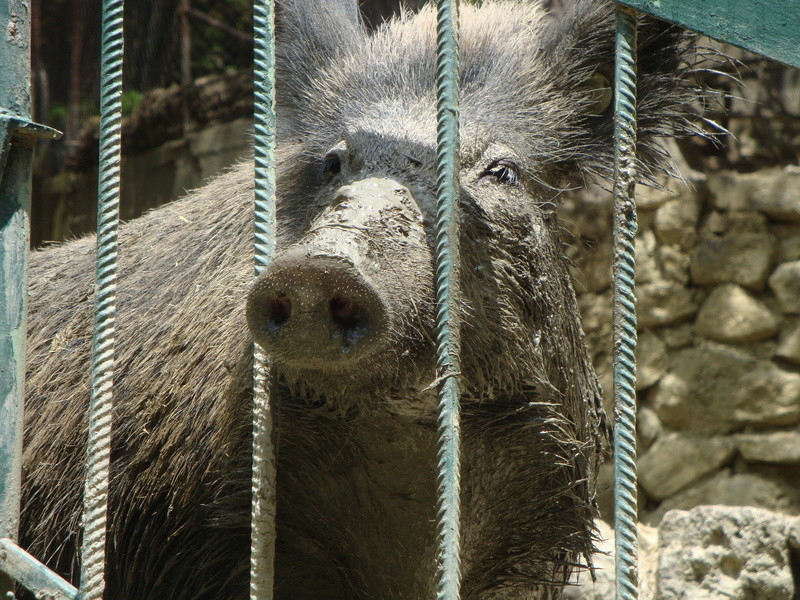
xmin=656 ymin=506 xmax=800 ymax=600
xmin=695 ymin=284 xmax=779 ymax=343
xmin=706 ymin=170 xmax=754 ymax=212
xmin=736 ymin=431 xmax=800 ymax=464
xmin=636 ymin=332 xmax=669 ymax=390
xmin=708 ymin=168 xmax=800 ymax=221
xmin=776 ymin=322 xmax=800 ymax=365
xmin=637 ymin=280 xmax=698 ymax=329
xmin=649 ymin=344 xmax=800 ymax=434
xmin=654 ymin=195 xmax=700 ymax=247
xmin=635 ymin=178 xmax=684 ymax=211
xmin=751 ymin=171 xmax=800 ymax=222
xmin=690 ymin=213 xmax=776 ymax=290
xmin=644 ymin=470 xmax=800 ymax=526
xmin=657 ymin=244 xmax=691 ymax=284
xmin=638 ymin=432 xmax=734 ymax=501
xmin=769 ymin=261 xmax=800 ymax=314
xmin=635 ymin=231 xmax=659 ymax=285
xmin=637 ymin=406 xmax=663 ymax=450
xmin=658 ymin=323 xmax=694 ymax=349
xmin=778 ymin=233 xmax=800 ymax=263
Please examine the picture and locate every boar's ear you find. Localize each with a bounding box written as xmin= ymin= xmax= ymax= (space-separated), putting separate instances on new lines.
xmin=539 ymin=0 xmax=712 ymax=183
xmin=276 ymin=0 xmax=367 ymax=110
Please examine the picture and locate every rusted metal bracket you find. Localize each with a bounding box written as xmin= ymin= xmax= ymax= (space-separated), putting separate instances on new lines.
xmin=0 ymin=110 xmax=62 ymax=180
xmin=0 ymin=538 xmax=81 ymax=600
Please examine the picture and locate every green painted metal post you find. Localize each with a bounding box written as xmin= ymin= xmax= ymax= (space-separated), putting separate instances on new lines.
xmin=0 ymin=540 xmax=81 ymax=600
xmin=616 ymin=0 xmax=800 ymax=69
xmin=433 ymin=0 xmax=462 ymax=598
xmin=612 ymin=6 xmax=639 ymax=600
xmin=0 ymin=2 xmax=34 ymax=596
xmin=250 ymin=0 xmax=277 ymax=598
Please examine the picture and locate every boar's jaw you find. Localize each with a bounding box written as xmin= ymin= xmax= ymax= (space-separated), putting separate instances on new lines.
xmin=246 ymin=249 xmax=390 ymax=370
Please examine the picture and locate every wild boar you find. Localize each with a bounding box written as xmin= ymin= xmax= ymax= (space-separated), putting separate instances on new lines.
xmin=20 ymin=1 xmax=704 ymax=598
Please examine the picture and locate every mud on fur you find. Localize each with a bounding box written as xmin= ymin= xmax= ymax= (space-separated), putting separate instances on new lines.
xmin=21 ymin=1 xmax=714 ymax=598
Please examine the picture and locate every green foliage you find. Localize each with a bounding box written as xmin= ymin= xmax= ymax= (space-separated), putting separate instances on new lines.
xmin=48 ymin=103 xmax=68 ymax=131
xmin=189 ymin=0 xmax=253 ymax=79
xmin=121 ymin=90 xmax=144 ymax=117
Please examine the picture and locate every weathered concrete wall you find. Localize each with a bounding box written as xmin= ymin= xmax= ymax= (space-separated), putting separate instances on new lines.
xmin=561 ymin=164 xmax=800 ymax=526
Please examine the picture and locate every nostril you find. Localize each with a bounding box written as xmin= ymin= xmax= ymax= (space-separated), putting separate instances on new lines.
xmin=267 ymin=293 xmax=292 ymax=331
xmin=329 ymin=294 xmax=360 ymax=330
xmin=248 ymin=251 xmax=389 ymax=365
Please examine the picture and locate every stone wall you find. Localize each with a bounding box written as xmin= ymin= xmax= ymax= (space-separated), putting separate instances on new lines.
xmin=560 ymin=164 xmax=800 ymax=527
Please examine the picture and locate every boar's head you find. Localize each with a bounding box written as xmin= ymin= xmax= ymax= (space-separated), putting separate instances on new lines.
xmin=247 ymin=0 xmax=705 ymax=413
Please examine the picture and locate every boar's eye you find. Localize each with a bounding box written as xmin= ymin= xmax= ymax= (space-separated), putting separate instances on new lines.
xmin=321 ymin=152 xmax=343 ymax=180
xmin=480 ymin=159 xmax=520 ymax=186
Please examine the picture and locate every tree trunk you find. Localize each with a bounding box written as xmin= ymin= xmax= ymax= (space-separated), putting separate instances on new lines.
xmin=66 ymin=0 xmax=83 ymax=147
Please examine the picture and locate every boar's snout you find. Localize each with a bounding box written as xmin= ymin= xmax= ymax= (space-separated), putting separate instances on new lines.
xmin=247 ymin=247 xmax=389 ymax=369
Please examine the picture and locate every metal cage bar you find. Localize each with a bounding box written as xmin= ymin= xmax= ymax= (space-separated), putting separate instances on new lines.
xmin=0 ymin=2 xmax=67 ymax=598
xmin=250 ymin=0 xmax=278 ymax=598
xmin=0 ymin=1 xmax=35 ymax=595
xmin=0 ymin=539 xmax=80 ymax=600
xmin=80 ymin=0 xmax=124 ymax=598
xmin=433 ymin=0 xmax=463 ymax=598
xmin=612 ymin=5 xmax=639 ymax=600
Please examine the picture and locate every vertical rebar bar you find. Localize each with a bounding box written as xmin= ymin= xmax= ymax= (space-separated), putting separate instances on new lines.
xmin=80 ymin=1 xmax=123 ymax=598
xmin=0 ymin=0 xmax=33 ymax=595
xmin=433 ymin=0 xmax=462 ymax=598
xmin=612 ymin=6 xmax=639 ymax=600
xmin=250 ymin=0 xmax=277 ymax=598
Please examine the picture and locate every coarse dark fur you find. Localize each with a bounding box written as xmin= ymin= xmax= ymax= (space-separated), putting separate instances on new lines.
xmin=21 ymin=1 xmax=709 ymax=598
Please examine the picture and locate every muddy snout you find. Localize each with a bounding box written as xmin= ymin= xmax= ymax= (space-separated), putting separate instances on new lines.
xmin=247 ymin=248 xmax=389 ymax=369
